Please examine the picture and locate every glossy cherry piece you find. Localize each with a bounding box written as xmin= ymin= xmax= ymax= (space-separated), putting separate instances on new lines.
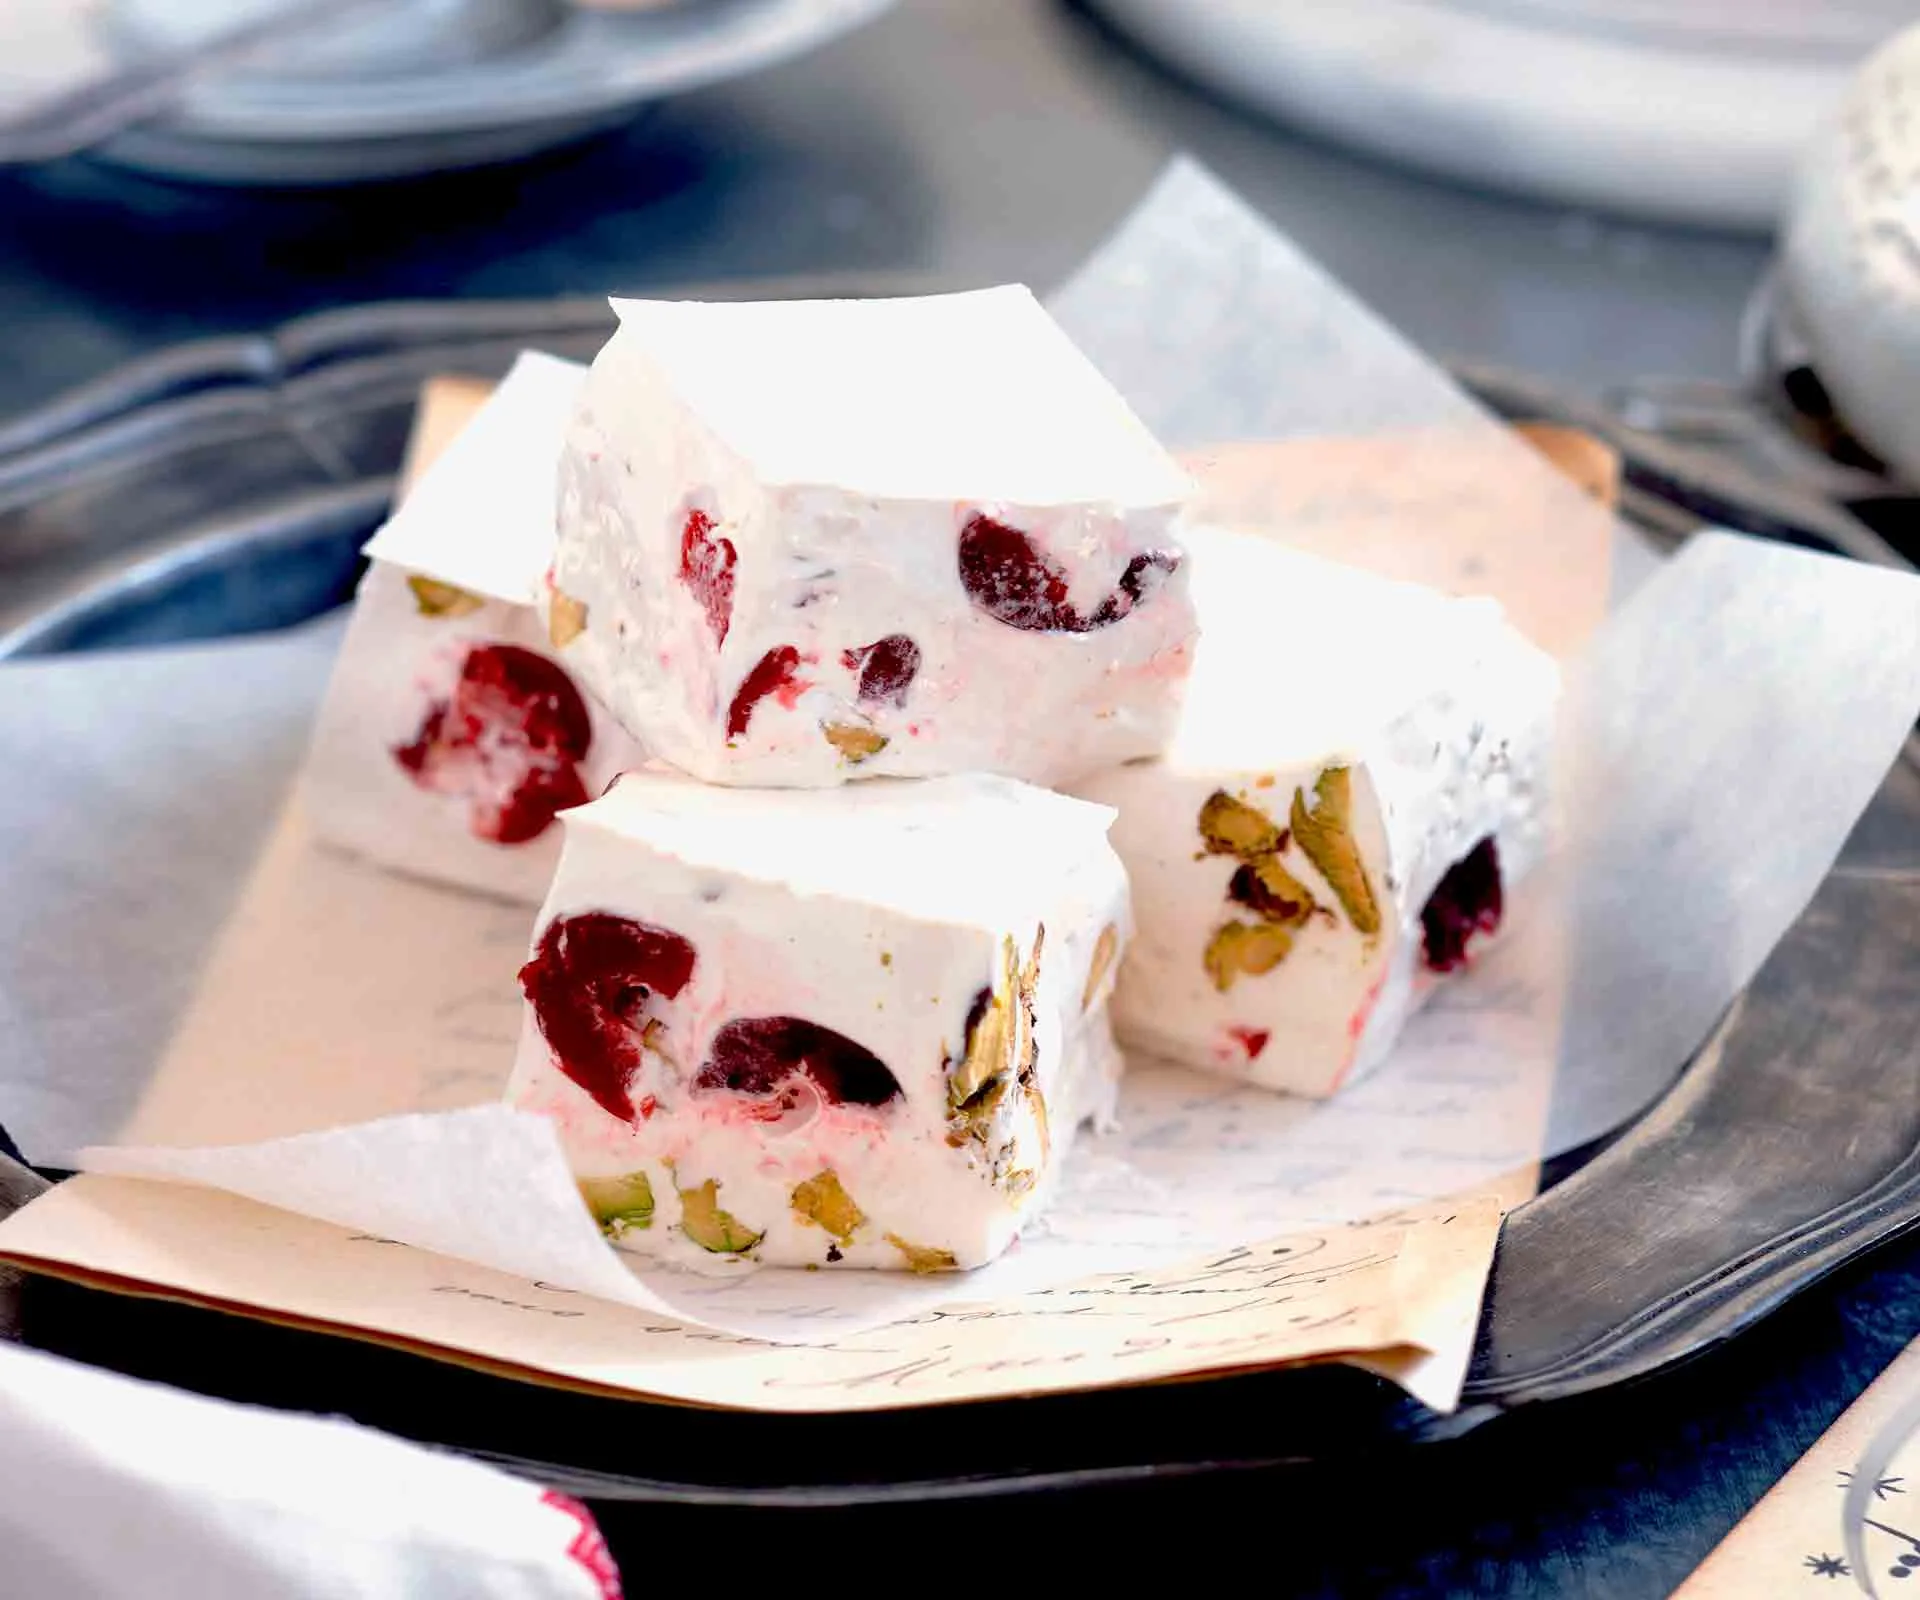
xmin=392 ymin=643 xmax=592 ymax=845
xmin=679 ymin=509 xmax=737 ymax=647
xmin=841 ymin=633 xmax=921 ymax=707
xmin=957 ymin=513 xmax=1179 ymax=634
xmin=519 ymin=912 xmax=698 ymax=1124
xmin=725 ymin=645 xmax=803 ymax=740
xmin=695 ymin=1016 xmax=901 ymax=1107
xmin=1420 ymin=836 xmax=1504 ymax=972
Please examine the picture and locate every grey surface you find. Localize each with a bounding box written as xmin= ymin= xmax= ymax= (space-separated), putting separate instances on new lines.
xmin=0 ymin=1154 xmax=48 ymax=1341
xmin=0 ymin=0 xmax=1769 ymax=422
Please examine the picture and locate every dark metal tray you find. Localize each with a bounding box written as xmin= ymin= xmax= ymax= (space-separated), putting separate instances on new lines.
xmin=2 ymin=297 xmax=1916 ymax=1520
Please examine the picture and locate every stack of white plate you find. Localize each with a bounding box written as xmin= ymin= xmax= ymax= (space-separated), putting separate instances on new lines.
xmin=77 ymin=0 xmax=894 ymax=184
xmin=1085 ymin=0 xmax=1915 ymax=230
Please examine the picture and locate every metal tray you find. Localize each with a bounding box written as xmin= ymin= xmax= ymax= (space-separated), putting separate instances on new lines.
xmin=2 ymin=297 xmax=1916 ymax=1515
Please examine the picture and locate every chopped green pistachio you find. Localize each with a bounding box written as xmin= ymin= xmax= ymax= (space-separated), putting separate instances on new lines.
xmin=945 ymin=1073 xmax=1008 ymax=1148
xmin=406 ymin=575 xmax=486 ymax=618
xmin=948 ymin=937 xmax=1020 ymax=1108
xmin=948 ymin=926 xmax=1043 ymax=1153
xmin=822 ymin=721 xmax=889 ymax=762
xmin=677 ymin=1178 xmax=763 ymax=1255
xmin=791 ymin=1170 xmax=866 ymax=1245
xmin=885 ymin=1233 xmax=958 ymax=1274
xmin=1291 ymin=767 xmax=1381 ymax=935
xmin=548 ymin=590 xmax=588 ymax=648
xmin=1198 ymin=790 xmax=1285 ymax=859
xmin=578 ymin=1172 xmax=654 ymax=1239
xmin=1203 ymin=920 xmax=1295 ymax=992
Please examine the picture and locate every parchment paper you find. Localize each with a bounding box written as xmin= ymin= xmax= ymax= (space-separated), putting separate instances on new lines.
xmin=0 ymin=621 xmax=344 ymax=1162
xmin=1050 ymin=160 xmax=1651 ymax=651
xmin=0 ymin=1174 xmax=1502 ymax=1415
xmin=59 ymin=795 xmax=1539 ymax=1345
xmin=2 ymin=162 xmax=1918 ymax=1413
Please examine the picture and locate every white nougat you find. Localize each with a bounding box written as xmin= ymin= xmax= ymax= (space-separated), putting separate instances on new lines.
xmin=299 ymin=352 xmax=647 ymax=904
xmin=505 ymin=772 xmax=1131 ymax=1271
xmin=1073 ymin=528 xmax=1559 ymax=1097
xmin=545 ymin=287 xmax=1199 ymax=789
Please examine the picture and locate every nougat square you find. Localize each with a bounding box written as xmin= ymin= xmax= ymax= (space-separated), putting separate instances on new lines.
xmin=1074 ymin=528 xmax=1559 ymax=1097
xmin=300 ymin=352 xmax=646 ymax=903
xmin=506 ymin=772 xmax=1131 ymax=1271
xmin=546 ymin=287 xmax=1198 ymax=788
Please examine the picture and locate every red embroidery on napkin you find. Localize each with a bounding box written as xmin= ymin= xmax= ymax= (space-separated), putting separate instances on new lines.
xmin=541 ymin=1490 xmax=623 ymax=1599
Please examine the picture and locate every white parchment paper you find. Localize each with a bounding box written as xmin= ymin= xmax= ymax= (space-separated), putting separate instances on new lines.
xmin=0 ymin=621 xmax=343 ymax=1161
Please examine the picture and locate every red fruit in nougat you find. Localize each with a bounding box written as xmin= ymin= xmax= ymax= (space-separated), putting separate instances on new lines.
xmin=1419 ymin=836 xmax=1503 ymax=973
xmin=679 ymin=508 xmax=738 ymax=647
xmin=725 ymin=645 xmax=804 ymax=740
xmin=392 ymin=644 xmax=593 ymax=844
xmin=841 ymin=633 xmax=922 ymax=707
xmin=519 ymin=912 xmax=699 ymax=1123
xmin=694 ymin=1016 xmax=901 ymax=1108
xmin=957 ymin=513 xmax=1179 ymax=635
xmin=1225 ymin=1026 xmax=1270 ymax=1060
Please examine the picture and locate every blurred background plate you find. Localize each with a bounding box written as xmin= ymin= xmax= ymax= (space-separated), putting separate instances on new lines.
xmin=1079 ymin=0 xmax=1914 ymax=230
xmin=83 ymin=0 xmax=897 ymax=183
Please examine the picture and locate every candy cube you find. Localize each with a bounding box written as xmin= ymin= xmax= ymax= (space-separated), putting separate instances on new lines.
xmin=545 ymin=288 xmax=1198 ymax=788
xmin=506 ymin=771 xmax=1130 ymax=1271
xmin=1073 ymin=528 xmax=1559 ymax=1097
xmin=300 ymin=353 xmax=647 ymax=903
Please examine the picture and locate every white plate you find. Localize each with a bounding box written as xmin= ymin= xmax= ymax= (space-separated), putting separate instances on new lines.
xmin=1083 ymin=0 xmax=1905 ymax=230
xmin=91 ymin=0 xmax=895 ymax=184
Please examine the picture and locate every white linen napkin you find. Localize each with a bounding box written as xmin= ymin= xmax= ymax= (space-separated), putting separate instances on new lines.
xmin=0 ymin=1338 xmax=621 ymax=1600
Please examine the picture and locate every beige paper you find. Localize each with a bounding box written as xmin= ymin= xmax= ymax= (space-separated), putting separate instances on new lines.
xmin=1191 ymin=428 xmax=1617 ymax=659
xmin=1512 ymin=422 xmax=1624 ymax=511
xmin=1678 ymin=1337 xmax=1920 ymax=1596
xmin=0 ymin=1175 xmax=1502 ymax=1415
